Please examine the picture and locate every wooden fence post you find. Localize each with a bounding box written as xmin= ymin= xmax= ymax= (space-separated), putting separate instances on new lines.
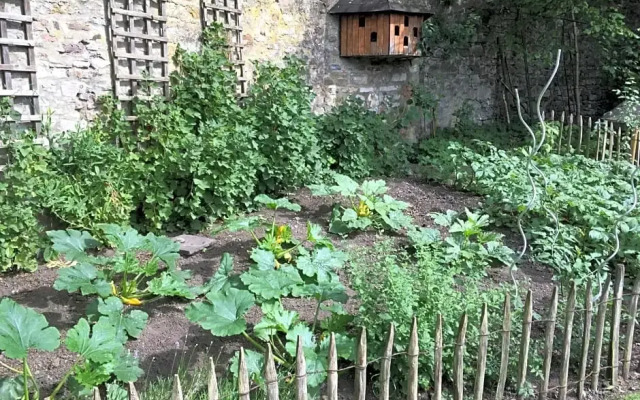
xmin=631 ymin=130 xmax=639 ymax=165
xmin=558 ymin=112 xmax=565 ymax=153
xmin=474 ymin=304 xmax=489 ymax=400
xmin=238 ymin=348 xmax=250 ymax=400
xmin=578 ymin=281 xmax=593 ymax=400
xmin=623 ymin=275 xmax=640 ymax=379
xmin=609 ymin=122 xmax=615 ymax=160
xmin=93 ymin=388 xmax=102 ymax=400
xmin=171 ymin=374 xmax=184 ymax=400
xmin=407 ymin=317 xmax=419 ymax=400
xmin=609 ymin=265 xmax=625 ymax=385
xmin=354 ymin=328 xmax=367 ymax=400
xmin=453 ymin=313 xmax=468 ymax=400
xmin=578 ymin=115 xmax=584 ymax=152
xmin=379 ymin=324 xmax=394 ymax=400
xmin=434 ymin=315 xmax=443 ymax=400
xmin=559 ymin=282 xmax=576 ymax=400
xmin=517 ymin=291 xmax=533 ymax=399
xmin=265 ymin=344 xmax=279 ymax=400
xmin=586 ymin=116 xmax=592 ymax=157
xmin=327 ymin=333 xmax=338 ymax=400
xmin=596 ymin=120 xmax=602 ymax=160
xmin=539 ymin=287 xmax=559 ymax=400
xmin=568 ymin=114 xmax=574 ymax=151
xmin=496 ymin=293 xmax=511 ymax=400
xmin=128 ymin=382 xmax=140 ymax=400
xmin=208 ymin=357 xmax=219 ymax=400
xmin=296 ymin=337 xmax=308 ymax=400
xmin=592 ymin=274 xmax=612 ymax=390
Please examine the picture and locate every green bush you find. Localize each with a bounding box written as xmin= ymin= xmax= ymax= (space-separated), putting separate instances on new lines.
xmin=319 ymin=98 xmax=411 ymax=179
xmin=245 ymin=56 xmax=327 ymax=193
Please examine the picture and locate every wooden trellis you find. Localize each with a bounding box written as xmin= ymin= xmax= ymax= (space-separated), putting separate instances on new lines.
xmin=0 ymin=0 xmax=40 ymax=130
xmin=200 ymin=0 xmax=247 ymax=95
xmin=106 ymin=0 xmax=170 ymax=119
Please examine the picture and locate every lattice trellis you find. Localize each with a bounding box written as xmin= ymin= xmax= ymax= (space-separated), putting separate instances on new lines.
xmin=201 ymin=0 xmax=247 ymax=95
xmin=0 ymin=0 xmax=40 ymax=130
xmin=106 ymin=0 xmax=170 ymax=119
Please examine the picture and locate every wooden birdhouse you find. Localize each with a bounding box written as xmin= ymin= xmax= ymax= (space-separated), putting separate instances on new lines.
xmin=329 ymin=0 xmax=433 ymax=58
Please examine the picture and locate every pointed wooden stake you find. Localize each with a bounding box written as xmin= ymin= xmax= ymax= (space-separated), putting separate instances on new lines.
xmin=578 ymin=281 xmax=593 ymax=400
xmin=496 ymin=293 xmax=511 ymax=400
xmin=93 ymin=387 xmax=102 ymax=400
xmin=208 ymin=357 xmax=219 ymax=400
xmin=453 ymin=313 xmax=468 ymax=400
xmin=265 ymin=344 xmax=279 ymax=400
xmin=296 ymin=337 xmax=308 ymax=400
xmin=238 ymin=348 xmax=250 ymax=400
xmin=559 ymin=283 xmax=576 ymax=400
xmin=128 ymin=382 xmax=140 ymax=400
xmin=623 ymin=274 xmax=640 ymax=379
xmin=379 ymin=324 xmax=395 ymax=400
xmin=539 ymin=287 xmax=559 ymax=400
xmin=327 ymin=333 xmax=338 ymax=400
xmin=474 ymin=304 xmax=489 ymax=400
xmin=354 ymin=327 xmax=367 ymax=400
xmin=434 ymin=316 xmax=443 ymax=400
xmin=171 ymin=374 xmax=184 ymax=400
xmin=407 ymin=317 xmax=419 ymax=400
xmin=609 ymin=265 xmax=625 ymax=385
xmin=517 ymin=291 xmax=533 ymax=399
xmin=592 ymin=274 xmax=612 ymax=391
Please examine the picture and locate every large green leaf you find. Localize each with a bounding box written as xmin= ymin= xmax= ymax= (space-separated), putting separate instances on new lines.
xmin=224 ymin=216 xmax=263 ymax=232
xmin=285 ymin=323 xmax=315 ymax=356
xmin=331 ymin=174 xmax=359 ymax=196
xmin=145 ymin=233 xmax=181 ymax=268
xmin=408 ymin=227 xmax=442 ymax=246
xmin=254 ymin=194 xmax=301 ymax=212
xmin=296 ymin=247 xmax=347 ymax=282
xmin=306 ymin=222 xmax=333 ymax=248
xmin=0 ymin=298 xmax=61 ymax=359
xmin=199 ymin=253 xmax=236 ymax=294
xmin=380 ymin=210 xmax=413 ymax=231
xmin=361 ymin=179 xmax=388 ymax=197
xmin=147 ymin=272 xmax=196 ymax=299
xmin=292 ymin=274 xmax=348 ymax=303
xmin=109 ymin=351 xmax=143 ymax=382
xmin=97 ymin=224 xmax=146 ymax=253
xmin=250 ymin=248 xmax=277 ymax=271
xmin=65 ymin=318 xmax=123 ymax=363
xmin=96 ymin=297 xmax=148 ymax=341
xmin=106 ymin=383 xmax=128 ymax=400
xmin=185 ymin=288 xmax=255 ymax=336
xmin=253 ymin=302 xmax=298 ymax=341
xmin=240 ymin=265 xmax=303 ymax=300
xmin=0 ymin=377 xmax=24 ymax=400
xmin=54 ymin=263 xmax=112 ymax=297
xmin=47 ymin=229 xmax=100 ymax=262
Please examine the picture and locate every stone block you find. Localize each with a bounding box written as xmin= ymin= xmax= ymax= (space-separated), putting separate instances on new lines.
xmin=173 ymin=235 xmax=215 ymax=257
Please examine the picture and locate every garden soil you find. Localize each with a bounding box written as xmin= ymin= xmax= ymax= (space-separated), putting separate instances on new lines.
xmin=0 ymin=178 xmax=584 ymax=397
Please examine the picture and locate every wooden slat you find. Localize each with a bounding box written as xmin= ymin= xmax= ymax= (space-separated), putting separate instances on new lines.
xmin=623 ymin=275 xmax=640 ymax=379
xmin=453 ymin=313 xmax=468 ymax=400
xmin=0 ymin=64 xmax=36 ymax=72
xmin=0 ymin=38 xmax=34 ymax=47
xmin=201 ymin=4 xmax=241 ymax=14
xmin=592 ymin=274 xmax=612 ymax=390
xmin=517 ymin=291 xmax=533 ymax=398
xmin=208 ymin=357 xmax=219 ymax=400
xmin=327 ymin=333 xmax=338 ymax=400
xmin=0 ymin=1 xmax=12 ymax=92
xmin=407 ymin=317 xmax=419 ymax=400
xmin=296 ymin=337 xmax=308 ymax=400
xmin=379 ymin=324 xmax=394 ymax=400
xmin=539 ymin=287 xmax=559 ymax=400
xmin=354 ymin=327 xmax=367 ymax=400
xmin=238 ymin=348 xmax=250 ymax=400
xmin=0 ymin=12 xmax=33 ymax=22
xmin=474 ymin=304 xmax=489 ymax=400
xmin=340 ymin=16 xmax=347 ymax=56
xmin=0 ymin=90 xmax=37 ymax=96
xmin=380 ymin=14 xmax=389 ymax=56
xmin=559 ymin=282 xmax=576 ymax=400
xmin=368 ymin=14 xmax=377 ymax=55
xmin=434 ymin=315 xmax=443 ymax=400
xmin=609 ymin=265 xmax=624 ymax=385
xmin=111 ymin=7 xmax=167 ymax=21
xmin=115 ymin=73 xmax=169 ymax=82
xmin=349 ymin=15 xmax=357 ymax=56
xmin=496 ymin=293 xmax=511 ymax=400
xmin=113 ymin=29 xmax=169 ymax=42
xmin=114 ymin=52 xmax=169 ymax=62
xmin=265 ymin=344 xmax=279 ymax=400
xmin=578 ymin=281 xmax=593 ymax=400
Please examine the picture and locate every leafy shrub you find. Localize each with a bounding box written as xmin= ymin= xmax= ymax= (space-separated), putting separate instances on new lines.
xmin=186 ymin=244 xmax=354 ymax=390
xmin=0 ymin=297 xmax=144 ymax=398
xmin=319 ymin=98 xmax=411 ymax=179
xmin=245 ymin=56 xmax=327 ymax=193
xmin=348 ymin=240 xmax=534 ymax=394
xmin=50 ymin=224 xmax=197 ymax=303
xmin=309 ymin=174 xmax=413 ymax=234
xmin=222 ymin=195 xmax=332 ymax=265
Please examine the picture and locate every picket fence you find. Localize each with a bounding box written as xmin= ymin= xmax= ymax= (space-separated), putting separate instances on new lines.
xmin=88 ymin=265 xmax=640 ymax=400
xmin=540 ymin=110 xmax=640 ymax=166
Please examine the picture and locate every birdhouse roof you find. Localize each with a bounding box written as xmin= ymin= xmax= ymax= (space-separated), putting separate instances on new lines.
xmin=328 ymin=0 xmax=433 ymax=14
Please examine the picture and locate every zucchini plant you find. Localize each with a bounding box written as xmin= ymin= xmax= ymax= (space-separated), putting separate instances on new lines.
xmin=186 ymin=246 xmax=355 ymax=389
xmin=221 ymin=195 xmax=332 ymax=266
xmin=308 ymin=174 xmax=414 ymax=235
xmin=0 ymin=298 xmax=143 ymax=399
xmin=49 ymin=224 xmax=197 ymax=305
